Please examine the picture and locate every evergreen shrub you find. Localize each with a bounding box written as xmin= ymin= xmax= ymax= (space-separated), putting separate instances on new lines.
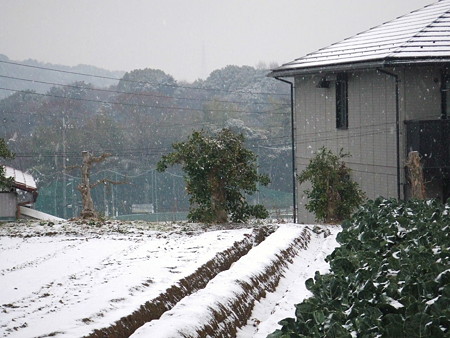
xmin=297 ymin=147 xmax=365 ymax=223
xmin=0 ymin=138 xmax=14 ymax=190
xmin=157 ymin=129 xmax=270 ymax=223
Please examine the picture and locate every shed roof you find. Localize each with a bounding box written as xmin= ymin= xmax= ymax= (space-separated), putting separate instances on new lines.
xmin=4 ymin=166 xmax=37 ymax=192
xmin=270 ymin=0 xmax=450 ymax=77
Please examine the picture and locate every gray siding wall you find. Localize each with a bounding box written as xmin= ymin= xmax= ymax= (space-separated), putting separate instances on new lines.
xmin=293 ymin=65 xmax=446 ymax=223
xmin=0 ymin=192 xmax=16 ymax=220
xmin=294 ymin=70 xmax=398 ymax=223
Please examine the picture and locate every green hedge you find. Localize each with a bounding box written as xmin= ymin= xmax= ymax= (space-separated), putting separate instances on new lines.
xmin=269 ymin=198 xmax=450 ymax=337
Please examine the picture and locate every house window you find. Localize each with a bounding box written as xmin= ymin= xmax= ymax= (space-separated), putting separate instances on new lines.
xmin=336 ymin=74 xmax=348 ymax=129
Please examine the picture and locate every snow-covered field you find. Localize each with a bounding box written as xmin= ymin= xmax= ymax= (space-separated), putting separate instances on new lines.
xmin=0 ymin=220 xmax=340 ymax=337
xmin=237 ymin=226 xmax=339 ymax=338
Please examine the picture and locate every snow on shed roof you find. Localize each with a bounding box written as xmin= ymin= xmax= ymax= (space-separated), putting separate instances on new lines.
xmin=270 ymin=0 xmax=450 ymax=76
xmin=4 ymin=166 xmax=37 ymax=192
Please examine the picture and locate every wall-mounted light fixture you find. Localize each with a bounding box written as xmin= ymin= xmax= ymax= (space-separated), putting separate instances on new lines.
xmin=316 ymin=77 xmax=330 ymax=88
xmin=315 ymin=74 xmax=337 ymax=88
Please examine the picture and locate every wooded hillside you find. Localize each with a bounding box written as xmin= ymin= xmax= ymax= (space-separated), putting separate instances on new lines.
xmin=0 ymin=59 xmax=292 ymax=219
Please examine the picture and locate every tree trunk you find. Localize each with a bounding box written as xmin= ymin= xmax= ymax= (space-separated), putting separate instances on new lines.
xmin=78 ymin=151 xmax=98 ymax=219
xmin=209 ymin=169 xmax=227 ymax=223
xmin=406 ymin=151 xmax=426 ymax=199
xmin=326 ymin=185 xmax=340 ymax=224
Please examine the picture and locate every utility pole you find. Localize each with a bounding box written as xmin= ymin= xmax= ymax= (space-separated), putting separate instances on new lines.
xmin=62 ymin=116 xmax=67 ymax=219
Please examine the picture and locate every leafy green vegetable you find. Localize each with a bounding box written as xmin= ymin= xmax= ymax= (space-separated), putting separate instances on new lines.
xmin=270 ymin=198 xmax=450 ymax=337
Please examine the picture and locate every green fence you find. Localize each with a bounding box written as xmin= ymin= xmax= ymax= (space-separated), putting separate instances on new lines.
xmin=35 ymin=169 xmax=293 ymax=221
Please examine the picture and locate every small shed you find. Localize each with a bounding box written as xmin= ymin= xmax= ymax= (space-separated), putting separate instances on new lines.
xmin=0 ymin=166 xmax=38 ymax=220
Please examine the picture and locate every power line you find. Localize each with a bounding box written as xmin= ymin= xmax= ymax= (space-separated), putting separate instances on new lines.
xmin=296 ymin=155 xmax=398 ymax=171
xmin=294 ymin=126 xmax=393 ymax=145
xmin=0 ymin=74 xmax=290 ymax=108
xmin=0 ymin=59 xmax=289 ymax=97
xmin=12 ymin=135 xmax=293 ymax=159
xmin=294 ymin=121 xmax=396 ymax=138
xmin=0 ymin=86 xmax=288 ymax=115
xmin=0 ymin=109 xmax=292 ymax=137
xmin=296 ymin=156 xmax=398 ymax=177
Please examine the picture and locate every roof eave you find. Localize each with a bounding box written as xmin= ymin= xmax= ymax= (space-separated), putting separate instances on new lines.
xmin=12 ymin=182 xmax=38 ymax=193
xmin=268 ymin=57 xmax=450 ymax=78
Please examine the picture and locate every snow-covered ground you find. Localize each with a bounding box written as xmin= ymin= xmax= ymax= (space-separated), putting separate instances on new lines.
xmin=0 ymin=220 xmax=340 ymax=337
xmin=237 ymin=226 xmax=339 ymax=337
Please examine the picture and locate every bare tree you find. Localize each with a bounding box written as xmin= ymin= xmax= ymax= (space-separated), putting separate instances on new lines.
xmin=72 ymin=151 xmax=124 ymax=219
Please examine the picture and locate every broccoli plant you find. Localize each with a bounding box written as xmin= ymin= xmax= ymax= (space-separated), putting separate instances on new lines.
xmin=269 ymin=198 xmax=450 ymax=337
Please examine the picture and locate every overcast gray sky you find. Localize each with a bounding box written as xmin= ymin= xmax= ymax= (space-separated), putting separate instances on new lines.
xmin=0 ymin=0 xmax=436 ymax=82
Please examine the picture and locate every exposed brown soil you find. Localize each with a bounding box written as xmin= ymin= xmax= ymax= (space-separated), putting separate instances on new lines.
xmin=85 ymin=226 xmax=274 ymax=338
xmin=191 ymin=228 xmax=311 ymax=338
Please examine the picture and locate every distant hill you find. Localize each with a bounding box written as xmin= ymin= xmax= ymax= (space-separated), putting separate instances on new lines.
xmin=0 ymin=54 xmax=125 ymax=99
